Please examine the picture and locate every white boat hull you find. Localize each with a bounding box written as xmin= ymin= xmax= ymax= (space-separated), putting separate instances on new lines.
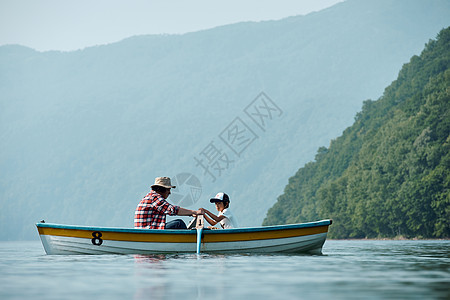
xmin=37 ymin=220 xmax=332 ymax=255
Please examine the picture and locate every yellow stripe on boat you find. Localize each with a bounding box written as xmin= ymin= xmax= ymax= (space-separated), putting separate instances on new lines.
xmin=37 ymin=227 xmax=197 ymax=243
xmin=203 ymin=225 xmax=328 ymax=243
xmin=37 ymin=224 xmax=329 ymax=243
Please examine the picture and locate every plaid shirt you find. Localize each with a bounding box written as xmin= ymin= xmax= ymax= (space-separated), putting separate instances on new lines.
xmin=134 ymin=190 xmax=180 ymax=229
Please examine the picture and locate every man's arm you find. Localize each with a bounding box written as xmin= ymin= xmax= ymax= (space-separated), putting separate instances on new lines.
xmin=177 ymin=207 xmax=202 ymax=216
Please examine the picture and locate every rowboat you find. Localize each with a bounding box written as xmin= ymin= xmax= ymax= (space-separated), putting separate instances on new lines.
xmin=36 ymin=219 xmax=332 ymax=255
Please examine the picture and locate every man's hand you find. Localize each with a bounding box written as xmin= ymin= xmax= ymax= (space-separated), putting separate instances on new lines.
xmin=192 ymin=209 xmax=204 ymax=216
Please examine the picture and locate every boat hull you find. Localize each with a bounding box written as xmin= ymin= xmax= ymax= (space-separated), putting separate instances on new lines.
xmin=36 ymin=220 xmax=332 ymax=255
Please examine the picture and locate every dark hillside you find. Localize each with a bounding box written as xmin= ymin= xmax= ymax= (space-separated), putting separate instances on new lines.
xmin=263 ymin=27 xmax=450 ymax=239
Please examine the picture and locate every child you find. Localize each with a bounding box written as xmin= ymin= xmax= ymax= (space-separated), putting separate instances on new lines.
xmin=202 ymin=192 xmax=239 ymax=229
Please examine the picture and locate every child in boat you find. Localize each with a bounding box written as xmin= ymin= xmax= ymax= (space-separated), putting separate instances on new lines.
xmin=201 ymin=192 xmax=239 ymax=229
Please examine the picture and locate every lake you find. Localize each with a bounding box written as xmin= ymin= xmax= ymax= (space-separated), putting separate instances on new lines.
xmin=0 ymin=240 xmax=449 ymax=299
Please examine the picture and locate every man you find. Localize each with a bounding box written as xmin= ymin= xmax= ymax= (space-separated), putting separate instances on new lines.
xmin=134 ymin=176 xmax=202 ymax=229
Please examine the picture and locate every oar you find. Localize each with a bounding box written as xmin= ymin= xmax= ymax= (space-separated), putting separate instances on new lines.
xmin=195 ymin=215 xmax=204 ymax=254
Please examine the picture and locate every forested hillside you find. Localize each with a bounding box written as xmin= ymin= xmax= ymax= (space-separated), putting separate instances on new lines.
xmin=263 ymin=27 xmax=450 ymax=239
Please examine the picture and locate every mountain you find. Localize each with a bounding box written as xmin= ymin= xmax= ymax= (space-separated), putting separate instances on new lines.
xmin=263 ymin=27 xmax=450 ymax=239
xmin=1 ymin=0 xmax=450 ymax=240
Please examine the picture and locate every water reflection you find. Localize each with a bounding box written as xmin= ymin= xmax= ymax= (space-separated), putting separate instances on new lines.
xmin=133 ymin=254 xmax=167 ymax=300
xmin=132 ymin=254 xmax=229 ymax=300
xmin=134 ymin=254 xmax=167 ymax=267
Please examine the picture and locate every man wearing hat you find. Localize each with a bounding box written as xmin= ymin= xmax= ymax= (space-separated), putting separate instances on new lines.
xmin=202 ymin=192 xmax=239 ymax=229
xmin=134 ymin=177 xmax=203 ymax=229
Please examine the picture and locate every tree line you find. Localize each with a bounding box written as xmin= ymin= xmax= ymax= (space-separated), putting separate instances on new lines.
xmin=263 ymin=27 xmax=450 ymax=239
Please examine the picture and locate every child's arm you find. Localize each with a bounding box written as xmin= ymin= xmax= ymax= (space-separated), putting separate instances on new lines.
xmin=203 ymin=211 xmax=217 ymax=226
xmin=202 ymin=209 xmax=226 ymax=226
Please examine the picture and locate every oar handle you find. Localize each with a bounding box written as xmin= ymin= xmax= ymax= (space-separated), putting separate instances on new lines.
xmin=195 ymin=215 xmax=204 ymax=229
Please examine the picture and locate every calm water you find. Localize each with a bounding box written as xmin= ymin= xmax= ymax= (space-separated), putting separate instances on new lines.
xmin=0 ymin=240 xmax=449 ymax=299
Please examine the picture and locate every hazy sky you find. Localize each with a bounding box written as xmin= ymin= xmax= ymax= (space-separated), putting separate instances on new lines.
xmin=0 ymin=0 xmax=343 ymax=51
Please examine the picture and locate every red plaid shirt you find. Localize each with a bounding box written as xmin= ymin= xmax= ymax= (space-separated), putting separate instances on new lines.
xmin=134 ymin=190 xmax=180 ymax=229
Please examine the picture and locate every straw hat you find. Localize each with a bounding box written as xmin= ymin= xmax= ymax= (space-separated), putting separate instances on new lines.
xmin=151 ymin=177 xmax=176 ymax=189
